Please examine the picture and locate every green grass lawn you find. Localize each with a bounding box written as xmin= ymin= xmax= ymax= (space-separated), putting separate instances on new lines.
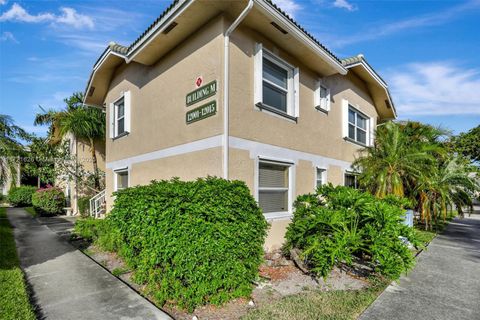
xmin=243 ymin=279 xmax=388 ymax=320
xmin=24 ymin=207 xmax=37 ymax=217
xmin=0 ymin=207 xmax=36 ymax=320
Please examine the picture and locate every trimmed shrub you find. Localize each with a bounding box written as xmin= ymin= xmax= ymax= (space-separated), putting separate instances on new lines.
xmin=105 ymin=177 xmax=268 ymax=311
xmin=77 ymin=196 xmax=91 ymax=217
xmin=7 ymin=186 xmax=36 ymax=207
xmin=74 ymin=218 xmax=122 ymax=252
xmin=285 ymin=185 xmax=419 ymax=280
xmin=32 ymin=187 xmax=66 ymax=216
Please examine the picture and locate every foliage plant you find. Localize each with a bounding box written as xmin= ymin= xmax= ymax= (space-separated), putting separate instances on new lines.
xmin=285 ymin=184 xmax=419 ymax=280
xmin=77 ymin=196 xmax=91 ymax=217
xmin=32 ymin=186 xmax=66 ymax=215
xmin=97 ymin=177 xmax=267 ymax=311
xmin=7 ymin=186 xmax=37 ymax=207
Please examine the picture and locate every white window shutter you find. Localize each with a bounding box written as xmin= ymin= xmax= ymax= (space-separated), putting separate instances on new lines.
xmin=293 ymin=67 xmax=299 ymax=117
xmin=342 ymin=99 xmax=349 ymax=138
xmin=369 ymin=117 xmax=375 ymax=146
xmin=124 ymin=91 xmax=131 ymax=133
xmin=314 ymin=80 xmax=320 ymax=108
xmin=109 ymin=103 xmax=114 ymax=138
xmin=325 ymin=87 xmax=331 ymax=111
xmin=254 ymin=43 xmax=263 ymax=105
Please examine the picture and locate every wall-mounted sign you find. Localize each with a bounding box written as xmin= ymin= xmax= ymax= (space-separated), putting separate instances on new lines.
xmin=186 ymin=101 xmax=216 ymax=124
xmin=186 ymin=80 xmax=217 ymax=106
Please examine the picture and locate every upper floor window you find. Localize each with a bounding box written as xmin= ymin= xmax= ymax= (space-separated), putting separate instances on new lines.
xmin=109 ymin=91 xmax=131 ymax=139
xmin=254 ymin=43 xmax=299 ymax=121
xmin=315 ymin=80 xmax=330 ymax=112
xmin=342 ymin=99 xmax=373 ymax=146
xmin=348 ymin=106 xmax=368 ymax=145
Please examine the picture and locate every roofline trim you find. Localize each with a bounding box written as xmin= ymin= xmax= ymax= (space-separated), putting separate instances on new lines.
xmin=254 ymin=0 xmax=347 ymax=75
xmin=344 ymin=59 xmax=397 ymax=118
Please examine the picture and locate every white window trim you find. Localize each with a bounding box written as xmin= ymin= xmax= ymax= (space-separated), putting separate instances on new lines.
xmin=255 ymin=157 xmax=295 ymax=220
xmin=109 ymin=91 xmax=131 ymax=139
xmin=113 ymin=167 xmax=130 ymax=191
xmin=254 ymin=43 xmax=299 ymax=121
xmin=342 ymin=99 xmax=373 ymax=146
xmin=315 ymin=79 xmax=331 ymax=112
xmin=315 ymin=167 xmax=327 ymax=190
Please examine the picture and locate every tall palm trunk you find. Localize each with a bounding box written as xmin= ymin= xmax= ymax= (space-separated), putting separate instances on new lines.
xmin=89 ymin=138 xmax=100 ymax=190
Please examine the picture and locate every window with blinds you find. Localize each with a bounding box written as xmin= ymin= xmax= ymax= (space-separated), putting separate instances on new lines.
xmin=316 ymin=168 xmax=326 ymax=188
xmin=258 ymin=162 xmax=289 ymax=214
xmin=344 ymin=173 xmax=359 ymax=189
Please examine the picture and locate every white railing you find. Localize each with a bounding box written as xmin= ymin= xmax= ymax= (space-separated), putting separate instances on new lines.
xmin=89 ymin=190 xmax=106 ymax=218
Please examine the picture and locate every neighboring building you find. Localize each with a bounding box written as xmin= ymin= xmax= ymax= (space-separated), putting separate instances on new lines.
xmin=84 ymin=0 xmax=396 ymax=250
xmin=56 ymin=133 xmax=106 ymax=216
xmin=0 ymin=157 xmax=20 ymax=196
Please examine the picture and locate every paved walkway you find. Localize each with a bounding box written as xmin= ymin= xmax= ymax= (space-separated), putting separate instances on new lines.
xmin=7 ymin=207 xmax=171 ymax=320
xmin=361 ymin=212 xmax=480 ymax=320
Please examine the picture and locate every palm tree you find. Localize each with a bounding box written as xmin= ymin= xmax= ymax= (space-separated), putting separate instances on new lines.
xmin=34 ymin=93 xmax=105 ymax=190
xmin=0 ymin=114 xmax=29 ymax=187
xmin=419 ymin=157 xmax=479 ymax=229
xmin=353 ymin=121 xmax=438 ymax=198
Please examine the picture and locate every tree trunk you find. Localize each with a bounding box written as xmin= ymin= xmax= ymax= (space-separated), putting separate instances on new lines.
xmin=90 ymin=138 xmax=100 ymax=190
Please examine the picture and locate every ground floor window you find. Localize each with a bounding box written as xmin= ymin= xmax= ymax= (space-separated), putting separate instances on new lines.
xmin=258 ymin=161 xmax=290 ymax=214
xmin=344 ymin=172 xmax=359 ymax=189
xmin=316 ymin=168 xmax=326 ymax=188
xmin=114 ymin=169 xmax=129 ymax=191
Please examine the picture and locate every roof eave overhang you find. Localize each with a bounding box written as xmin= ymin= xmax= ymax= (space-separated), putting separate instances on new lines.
xmin=254 ymin=0 xmax=347 ymax=75
xmin=344 ymin=61 xmax=397 ymax=119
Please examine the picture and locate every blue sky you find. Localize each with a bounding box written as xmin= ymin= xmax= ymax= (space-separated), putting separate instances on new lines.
xmin=0 ymin=0 xmax=479 ymax=136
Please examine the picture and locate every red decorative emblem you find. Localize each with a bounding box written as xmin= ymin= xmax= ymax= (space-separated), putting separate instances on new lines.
xmin=195 ymin=76 xmax=203 ymax=88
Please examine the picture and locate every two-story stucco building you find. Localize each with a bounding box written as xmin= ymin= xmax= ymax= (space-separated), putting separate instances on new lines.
xmin=83 ymin=0 xmax=396 ymax=250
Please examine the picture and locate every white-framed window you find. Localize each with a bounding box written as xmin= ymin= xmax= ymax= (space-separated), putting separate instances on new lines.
xmin=258 ymin=160 xmax=292 ymax=216
xmin=254 ymin=43 xmax=299 ymax=120
xmin=114 ymin=168 xmax=129 ymax=191
xmin=348 ymin=106 xmax=368 ymax=145
xmin=316 ymin=167 xmax=326 ymax=188
xmin=342 ymin=99 xmax=373 ymax=146
xmin=315 ymin=80 xmax=330 ymax=112
xmin=344 ymin=172 xmax=359 ymax=189
xmin=109 ymin=91 xmax=131 ymax=139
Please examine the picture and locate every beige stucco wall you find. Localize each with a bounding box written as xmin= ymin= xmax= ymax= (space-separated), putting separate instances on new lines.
xmin=228 ymin=26 xmax=378 ymax=163
xmin=104 ymin=15 xmax=226 ymax=164
xmin=106 ymin=147 xmax=222 ymax=210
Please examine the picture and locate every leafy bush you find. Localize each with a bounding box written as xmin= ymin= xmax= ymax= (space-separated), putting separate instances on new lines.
xmin=7 ymin=186 xmax=36 ymax=207
xmin=74 ymin=217 xmax=122 ymax=251
xmin=32 ymin=187 xmax=66 ymax=216
xmin=285 ymin=185 xmax=419 ymax=280
xmin=0 ymin=194 xmax=4 ymax=203
xmin=77 ymin=196 xmax=91 ymax=217
xmin=105 ymin=177 xmax=268 ymax=311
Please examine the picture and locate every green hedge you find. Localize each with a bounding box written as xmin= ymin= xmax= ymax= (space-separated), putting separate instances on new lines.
xmin=285 ymin=185 xmax=419 ymax=280
xmin=101 ymin=177 xmax=267 ymax=311
xmin=7 ymin=186 xmax=37 ymax=207
xmin=32 ymin=187 xmax=65 ymax=216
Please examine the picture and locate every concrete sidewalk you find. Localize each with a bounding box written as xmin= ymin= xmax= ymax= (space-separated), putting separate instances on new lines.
xmin=360 ymin=213 xmax=480 ymax=320
xmin=7 ymin=207 xmax=171 ymax=320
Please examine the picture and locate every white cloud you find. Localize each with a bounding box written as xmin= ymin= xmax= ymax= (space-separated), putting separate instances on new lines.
xmin=273 ymin=0 xmax=302 ymax=18
xmin=0 ymin=3 xmax=94 ymax=29
xmin=55 ymin=7 xmax=94 ymax=29
xmin=0 ymin=3 xmax=54 ymax=22
xmin=0 ymin=31 xmax=18 ymax=43
xmin=333 ymin=0 xmax=357 ymax=11
xmin=388 ymin=62 xmax=480 ymax=116
xmin=0 ymin=0 xmax=7 ymax=6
